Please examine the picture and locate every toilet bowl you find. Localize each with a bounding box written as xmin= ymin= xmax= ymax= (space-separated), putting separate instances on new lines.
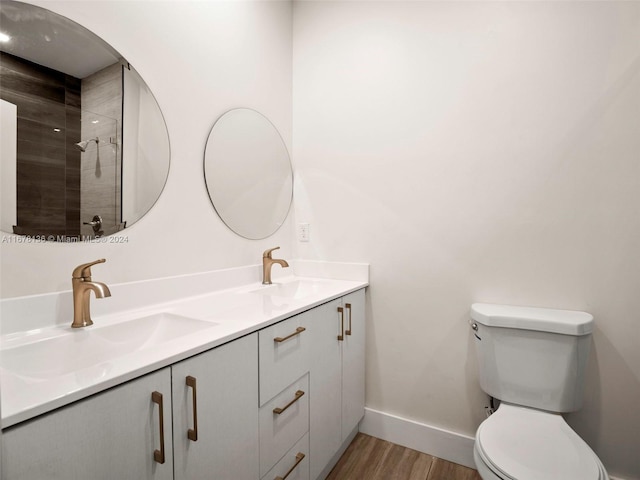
xmin=470 ymin=303 xmax=609 ymax=480
xmin=473 ymin=403 xmax=608 ymax=480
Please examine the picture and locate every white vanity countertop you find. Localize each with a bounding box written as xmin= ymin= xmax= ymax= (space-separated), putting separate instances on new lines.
xmin=0 ymin=267 xmax=368 ymax=428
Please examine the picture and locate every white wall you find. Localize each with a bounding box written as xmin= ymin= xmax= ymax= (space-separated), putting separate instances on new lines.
xmin=293 ymin=2 xmax=640 ymax=478
xmin=0 ymin=0 xmax=294 ymax=297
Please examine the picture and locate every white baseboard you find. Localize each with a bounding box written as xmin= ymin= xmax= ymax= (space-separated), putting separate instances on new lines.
xmin=359 ymin=407 xmax=476 ymax=469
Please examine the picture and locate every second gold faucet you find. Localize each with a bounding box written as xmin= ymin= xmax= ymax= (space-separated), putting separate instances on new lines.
xmin=262 ymin=247 xmax=289 ymax=285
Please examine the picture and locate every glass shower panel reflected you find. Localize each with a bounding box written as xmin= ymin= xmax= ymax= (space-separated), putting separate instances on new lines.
xmin=79 ymin=110 xmax=120 ymax=237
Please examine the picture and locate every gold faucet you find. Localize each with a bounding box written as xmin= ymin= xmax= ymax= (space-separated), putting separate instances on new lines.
xmin=262 ymin=247 xmax=289 ymax=285
xmin=71 ymin=259 xmax=111 ymax=328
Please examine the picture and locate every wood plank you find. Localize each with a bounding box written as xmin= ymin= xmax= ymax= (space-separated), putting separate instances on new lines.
xmin=374 ymin=443 xmax=433 ymax=479
xmin=427 ymin=457 xmax=482 ymax=480
xmin=326 ymin=434 xmax=377 ymax=479
xmin=325 ymin=433 xmax=481 ymax=480
xmin=327 ymin=433 xmax=434 ymax=480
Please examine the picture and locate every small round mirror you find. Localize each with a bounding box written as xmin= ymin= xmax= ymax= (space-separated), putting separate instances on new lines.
xmin=204 ymin=109 xmax=293 ymax=240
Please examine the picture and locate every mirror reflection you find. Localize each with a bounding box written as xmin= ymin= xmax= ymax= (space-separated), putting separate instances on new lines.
xmin=204 ymin=109 xmax=293 ymax=240
xmin=0 ymin=0 xmax=170 ymax=240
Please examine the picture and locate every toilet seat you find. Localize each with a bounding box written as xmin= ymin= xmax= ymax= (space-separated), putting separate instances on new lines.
xmin=475 ymin=403 xmax=607 ymax=480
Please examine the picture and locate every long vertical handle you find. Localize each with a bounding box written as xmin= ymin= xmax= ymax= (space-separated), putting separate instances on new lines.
xmin=152 ymin=391 xmax=165 ymax=464
xmin=337 ymin=306 xmax=344 ymax=341
xmin=186 ymin=376 xmax=198 ymax=441
xmin=345 ymin=303 xmax=352 ymax=335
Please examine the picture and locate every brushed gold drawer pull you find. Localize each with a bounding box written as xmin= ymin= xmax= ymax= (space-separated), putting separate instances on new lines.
xmin=337 ymin=306 xmax=344 ymax=341
xmin=151 ymin=391 xmax=165 ymax=464
xmin=345 ymin=303 xmax=352 ymax=335
xmin=186 ymin=376 xmax=198 ymax=442
xmin=274 ymin=326 xmax=306 ymax=343
xmin=273 ymin=390 xmax=305 ymax=415
xmin=275 ymin=452 xmax=305 ymax=480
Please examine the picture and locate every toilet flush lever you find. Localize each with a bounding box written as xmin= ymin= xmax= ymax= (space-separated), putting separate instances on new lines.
xmin=471 ymin=322 xmax=481 ymax=341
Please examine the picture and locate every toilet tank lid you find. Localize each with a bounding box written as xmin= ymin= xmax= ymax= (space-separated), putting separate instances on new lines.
xmin=471 ymin=303 xmax=594 ymax=336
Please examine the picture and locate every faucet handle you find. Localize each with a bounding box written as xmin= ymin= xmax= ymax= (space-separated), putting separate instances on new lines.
xmin=72 ymin=258 xmax=106 ymax=279
xmin=263 ymin=247 xmax=281 ymax=259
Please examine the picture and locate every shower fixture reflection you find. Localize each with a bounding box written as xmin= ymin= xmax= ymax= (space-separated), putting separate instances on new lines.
xmin=74 ymin=137 xmax=99 ymax=152
xmin=74 ymin=136 xmax=116 ymax=152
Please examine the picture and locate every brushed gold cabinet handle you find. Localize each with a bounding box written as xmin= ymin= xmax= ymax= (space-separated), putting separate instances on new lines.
xmin=274 ymin=326 xmax=306 ymax=343
xmin=345 ymin=303 xmax=352 ymax=335
xmin=275 ymin=452 xmax=305 ymax=480
xmin=186 ymin=376 xmax=198 ymax=442
xmin=337 ymin=306 xmax=344 ymax=341
xmin=273 ymin=390 xmax=305 ymax=415
xmin=151 ymin=391 xmax=165 ymax=464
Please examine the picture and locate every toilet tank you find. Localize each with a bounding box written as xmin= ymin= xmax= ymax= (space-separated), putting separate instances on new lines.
xmin=470 ymin=303 xmax=594 ymax=413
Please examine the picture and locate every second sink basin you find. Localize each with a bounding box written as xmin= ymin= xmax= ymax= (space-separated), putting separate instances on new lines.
xmin=0 ymin=313 xmax=216 ymax=380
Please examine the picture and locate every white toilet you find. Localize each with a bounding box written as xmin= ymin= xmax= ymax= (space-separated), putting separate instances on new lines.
xmin=470 ymin=303 xmax=609 ymax=480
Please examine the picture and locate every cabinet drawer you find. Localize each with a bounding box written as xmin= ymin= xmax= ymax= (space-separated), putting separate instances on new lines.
xmin=259 ymin=374 xmax=309 ymax=477
xmin=261 ymin=432 xmax=309 ymax=480
xmin=259 ymin=310 xmax=311 ymax=405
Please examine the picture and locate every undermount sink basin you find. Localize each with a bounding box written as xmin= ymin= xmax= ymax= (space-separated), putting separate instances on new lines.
xmin=248 ymin=280 xmax=323 ymax=299
xmin=0 ymin=313 xmax=216 ymax=380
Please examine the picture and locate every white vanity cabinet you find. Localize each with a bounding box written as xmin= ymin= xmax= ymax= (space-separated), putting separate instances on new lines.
xmin=1 ymin=284 xmax=367 ymax=480
xmin=309 ymin=289 xmax=366 ymax=480
xmin=1 ymin=368 xmax=174 ymax=480
xmin=172 ymin=333 xmax=259 ymax=480
xmin=1 ymin=334 xmax=259 ymax=480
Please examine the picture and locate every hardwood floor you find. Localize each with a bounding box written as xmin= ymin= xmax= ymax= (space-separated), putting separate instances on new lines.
xmin=326 ymin=433 xmax=482 ymax=480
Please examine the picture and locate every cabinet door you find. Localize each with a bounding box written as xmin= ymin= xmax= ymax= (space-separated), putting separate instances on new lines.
xmin=341 ymin=289 xmax=366 ymax=441
xmin=172 ymin=333 xmax=259 ymax=480
xmin=308 ymin=298 xmax=342 ymax=480
xmin=2 ymin=368 xmax=173 ymax=480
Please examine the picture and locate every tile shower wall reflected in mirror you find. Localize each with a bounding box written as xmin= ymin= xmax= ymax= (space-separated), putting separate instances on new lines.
xmin=79 ymin=62 xmax=121 ymax=239
xmin=0 ymin=51 xmax=123 ymax=239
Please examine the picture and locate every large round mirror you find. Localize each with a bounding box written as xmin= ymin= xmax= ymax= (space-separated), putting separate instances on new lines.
xmin=0 ymin=0 xmax=170 ymax=241
xmin=204 ymin=109 xmax=292 ymax=240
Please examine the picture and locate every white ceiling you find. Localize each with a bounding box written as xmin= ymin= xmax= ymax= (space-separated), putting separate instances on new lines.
xmin=0 ymin=1 xmax=120 ymax=79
